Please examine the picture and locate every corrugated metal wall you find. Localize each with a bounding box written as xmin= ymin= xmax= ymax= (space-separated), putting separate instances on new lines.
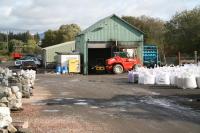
xmin=85 ymin=17 xmax=143 ymax=42
xmin=43 ymin=41 xmax=75 ymax=65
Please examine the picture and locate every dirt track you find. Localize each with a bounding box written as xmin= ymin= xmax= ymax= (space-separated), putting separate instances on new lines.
xmin=12 ymin=73 xmax=200 ymax=133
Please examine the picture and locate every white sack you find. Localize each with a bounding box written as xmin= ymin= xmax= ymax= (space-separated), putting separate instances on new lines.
xmin=182 ymin=76 xmax=197 ymax=89
xmin=143 ymin=73 xmax=155 ymax=85
xmin=155 ymin=73 xmax=170 ymax=85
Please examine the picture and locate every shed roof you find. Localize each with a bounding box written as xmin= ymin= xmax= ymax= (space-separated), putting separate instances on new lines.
xmin=78 ymin=14 xmax=144 ymax=35
xmin=43 ymin=41 xmax=75 ymax=50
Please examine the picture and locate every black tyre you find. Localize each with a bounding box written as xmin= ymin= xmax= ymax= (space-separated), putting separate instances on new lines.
xmin=113 ymin=64 xmax=124 ymax=74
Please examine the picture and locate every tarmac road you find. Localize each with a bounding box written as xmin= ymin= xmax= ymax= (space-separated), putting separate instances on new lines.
xmin=12 ymin=73 xmax=200 ymax=133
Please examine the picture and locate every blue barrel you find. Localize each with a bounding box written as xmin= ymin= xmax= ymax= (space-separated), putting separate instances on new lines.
xmin=56 ymin=65 xmax=62 ymax=74
xmin=62 ymin=66 xmax=68 ymax=74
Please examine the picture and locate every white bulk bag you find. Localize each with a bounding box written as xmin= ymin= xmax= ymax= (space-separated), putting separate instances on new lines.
xmin=196 ymin=77 xmax=200 ymax=88
xmin=133 ymin=72 xmax=139 ymax=83
xmin=182 ymin=76 xmax=197 ymax=89
xmin=138 ymin=73 xmax=144 ymax=84
xmin=143 ymin=73 xmax=155 ymax=85
xmin=170 ymin=75 xmax=176 ymax=85
xmin=128 ymin=71 xmax=133 ymax=83
xmin=175 ymin=76 xmax=183 ymax=88
xmin=155 ymin=73 xmax=170 ymax=85
xmin=129 ymin=71 xmax=139 ymax=83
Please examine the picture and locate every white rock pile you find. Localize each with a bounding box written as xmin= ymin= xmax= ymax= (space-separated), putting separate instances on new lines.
xmin=0 ymin=86 xmax=22 ymax=110
xmin=0 ymin=107 xmax=12 ymax=128
xmin=10 ymin=70 xmax=36 ymax=98
xmin=0 ymin=107 xmax=17 ymax=133
xmin=128 ymin=64 xmax=200 ymax=89
xmin=0 ymin=67 xmax=36 ymax=109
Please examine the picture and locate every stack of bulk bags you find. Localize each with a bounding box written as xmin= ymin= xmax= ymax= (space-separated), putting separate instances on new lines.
xmin=128 ymin=64 xmax=200 ymax=89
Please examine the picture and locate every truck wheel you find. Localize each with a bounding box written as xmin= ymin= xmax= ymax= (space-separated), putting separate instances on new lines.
xmin=113 ymin=64 xmax=123 ymax=74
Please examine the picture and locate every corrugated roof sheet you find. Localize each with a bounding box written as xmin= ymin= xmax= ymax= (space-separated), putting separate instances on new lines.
xmin=43 ymin=41 xmax=75 ymax=50
xmin=78 ymin=14 xmax=144 ymax=35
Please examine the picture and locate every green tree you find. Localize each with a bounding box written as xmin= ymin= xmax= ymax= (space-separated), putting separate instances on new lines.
xmin=58 ymin=24 xmax=81 ymax=42
xmin=0 ymin=33 xmax=6 ymax=42
xmin=41 ymin=30 xmax=57 ymax=47
xmin=122 ymin=15 xmax=166 ymax=61
xmin=34 ymin=33 xmax=40 ymax=44
xmin=8 ymin=39 xmax=24 ymax=53
xmin=122 ymin=15 xmax=166 ymax=45
xmin=165 ymin=6 xmax=200 ymax=55
xmin=23 ymin=39 xmax=37 ymax=54
xmin=41 ymin=24 xmax=81 ymax=47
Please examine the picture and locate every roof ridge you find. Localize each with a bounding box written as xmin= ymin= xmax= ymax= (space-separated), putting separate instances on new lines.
xmin=78 ymin=14 xmax=144 ymax=35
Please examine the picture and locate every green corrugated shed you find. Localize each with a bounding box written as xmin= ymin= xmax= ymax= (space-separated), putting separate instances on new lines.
xmin=76 ymin=14 xmax=144 ymax=75
xmin=43 ymin=41 xmax=75 ymax=67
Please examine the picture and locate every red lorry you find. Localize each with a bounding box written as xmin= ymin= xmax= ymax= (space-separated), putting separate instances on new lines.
xmin=11 ymin=52 xmax=23 ymax=60
xmin=106 ymin=52 xmax=141 ymax=74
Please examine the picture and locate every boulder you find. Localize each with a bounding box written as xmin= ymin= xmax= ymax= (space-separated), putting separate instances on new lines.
xmin=0 ymin=97 xmax=9 ymax=103
xmin=7 ymin=124 xmax=17 ymax=133
xmin=11 ymin=86 xmax=19 ymax=94
xmin=0 ymin=107 xmax=12 ymax=128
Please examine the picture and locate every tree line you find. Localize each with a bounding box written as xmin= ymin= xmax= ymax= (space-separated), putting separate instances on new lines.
xmin=41 ymin=24 xmax=81 ymax=48
xmin=0 ymin=31 xmax=40 ymax=54
xmin=1 ymin=6 xmax=199 ymax=57
xmin=123 ymin=6 xmax=200 ymax=57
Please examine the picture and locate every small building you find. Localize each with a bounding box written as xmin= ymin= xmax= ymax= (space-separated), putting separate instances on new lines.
xmin=75 ymin=14 xmax=144 ymax=75
xmin=43 ymin=41 xmax=75 ymax=68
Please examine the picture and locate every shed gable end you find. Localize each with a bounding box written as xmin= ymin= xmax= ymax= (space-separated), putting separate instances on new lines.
xmin=83 ymin=15 xmax=143 ymax=42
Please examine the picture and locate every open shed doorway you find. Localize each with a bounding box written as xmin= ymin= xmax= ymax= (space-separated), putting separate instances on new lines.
xmin=88 ymin=48 xmax=112 ymax=74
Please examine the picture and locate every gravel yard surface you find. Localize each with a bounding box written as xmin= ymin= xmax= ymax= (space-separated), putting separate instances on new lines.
xmin=12 ymin=73 xmax=200 ymax=133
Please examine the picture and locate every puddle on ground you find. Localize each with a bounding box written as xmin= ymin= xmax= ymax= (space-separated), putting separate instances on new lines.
xmin=43 ymin=109 xmax=60 ymax=113
xmin=54 ymin=98 xmax=63 ymax=101
xmin=119 ymin=108 xmax=127 ymax=112
xmin=151 ymin=92 xmax=160 ymax=95
xmin=90 ymin=106 xmax=99 ymax=109
xmin=74 ymin=102 xmax=88 ymax=105
xmin=77 ymin=99 xmax=86 ymax=102
xmin=65 ymin=98 xmax=74 ymax=100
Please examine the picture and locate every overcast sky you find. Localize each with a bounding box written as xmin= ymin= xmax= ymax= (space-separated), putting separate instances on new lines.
xmin=0 ymin=0 xmax=199 ymax=33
